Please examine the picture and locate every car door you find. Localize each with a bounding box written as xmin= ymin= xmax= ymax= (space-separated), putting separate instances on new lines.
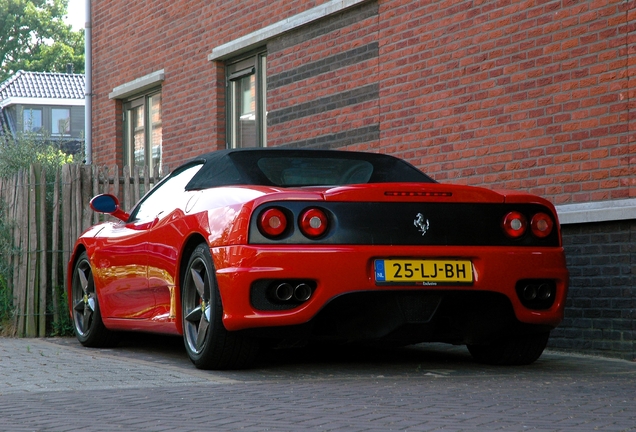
xmin=91 ymin=219 xmax=153 ymax=320
xmin=92 ymin=165 xmax=200 ymax=320
xmin=135 ymin=163 xmax=204 ymax=321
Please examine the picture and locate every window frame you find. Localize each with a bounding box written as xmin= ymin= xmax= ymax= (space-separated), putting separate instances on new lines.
xmin=226 ymin=49 xmax=267 ymax=148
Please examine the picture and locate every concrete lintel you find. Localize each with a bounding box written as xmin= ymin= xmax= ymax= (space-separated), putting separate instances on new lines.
xmin=556 ymin=198 xmax=636 ymax=225
xmin=208 ymin=0 xmax=367 ymax=61
xmin=109 ymin=69 xmax=165 ymax=100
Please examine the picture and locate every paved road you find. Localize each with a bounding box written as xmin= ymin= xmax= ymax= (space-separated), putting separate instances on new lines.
xmin=1 ymin=334 xmax=635 ymax=431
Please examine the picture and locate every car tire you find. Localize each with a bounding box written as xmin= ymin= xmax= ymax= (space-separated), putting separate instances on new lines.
xmin=467 ymin=331 xmax=550 ymax=365
xmin=71 ymin=251 xmax=119 ymax=347
xmin=182 ymin=243 xmax=259 ymax=370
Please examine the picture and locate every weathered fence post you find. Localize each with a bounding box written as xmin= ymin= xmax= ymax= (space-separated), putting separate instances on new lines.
xmin=50 ymin=169 xmax=61 ymax=326
xmin=14 ymin=170 xmax=26 ymax=336
xmin=37 ymin=166 xmax=47 ymax=337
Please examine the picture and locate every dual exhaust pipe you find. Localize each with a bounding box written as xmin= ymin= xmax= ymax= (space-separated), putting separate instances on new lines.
xmin=516 ymin=279 xmax=556 ymax=310
xmin=272 ymin=282 xmax=313 ymax=303
xmin=521 ymin=283 xmax=553 ymax=301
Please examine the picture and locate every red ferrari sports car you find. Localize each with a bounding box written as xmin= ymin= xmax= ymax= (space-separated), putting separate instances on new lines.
xmin=68 ymin=148 xmax=568 ymax=369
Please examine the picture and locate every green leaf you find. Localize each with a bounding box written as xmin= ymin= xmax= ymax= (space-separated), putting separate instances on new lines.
xmin=0 ymin=0 xmax=84 ymax=82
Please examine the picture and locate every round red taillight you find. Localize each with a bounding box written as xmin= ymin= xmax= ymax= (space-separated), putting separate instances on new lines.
xmin=502 ymin=211 xmax=527 ymax=238
xmin=299 ymin=208 xmax=329 ymax=238
xmin=531 ymin=213 xmax=554 ymax=238
xmin=258 ymin=208 xmax=287 ymax=238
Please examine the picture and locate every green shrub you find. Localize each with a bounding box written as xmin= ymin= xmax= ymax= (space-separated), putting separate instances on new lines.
xmin=49 ymin=288 xmax=73 ymax=337
xmin=0 ymin=130 xmax=78 ymax=178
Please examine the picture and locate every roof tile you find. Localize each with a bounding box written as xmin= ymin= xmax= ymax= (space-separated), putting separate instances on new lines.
xmin=0 ymin=70 xmax=85 ymax=101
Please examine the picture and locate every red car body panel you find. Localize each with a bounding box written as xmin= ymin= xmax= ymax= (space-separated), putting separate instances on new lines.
xmin=213 ymin=244 xmax=568 ymax=331
xmin=69 ymin=181 xmax=568 ymax=335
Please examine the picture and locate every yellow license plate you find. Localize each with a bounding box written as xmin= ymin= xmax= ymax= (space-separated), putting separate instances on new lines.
xmin=374 ymin=259 xmax=473 ymax=285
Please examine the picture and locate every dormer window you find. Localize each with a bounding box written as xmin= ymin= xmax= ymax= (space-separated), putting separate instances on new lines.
xmin=23 ymin=108 xmax=43 ymax=133
xmin=52 ymin=108 xmax=71 ymax=135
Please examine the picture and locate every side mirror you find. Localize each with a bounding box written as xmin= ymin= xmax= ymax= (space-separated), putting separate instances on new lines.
xmin=89 ymin=194 xmax=130 ymax=222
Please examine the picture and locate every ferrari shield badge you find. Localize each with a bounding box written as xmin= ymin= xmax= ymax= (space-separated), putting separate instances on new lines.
xmin=414 ymin=213 xmax=430 ymax=236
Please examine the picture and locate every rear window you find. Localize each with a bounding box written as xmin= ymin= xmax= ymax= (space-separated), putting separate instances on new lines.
xmin=257 ymin=157 xmax=374 ymax=187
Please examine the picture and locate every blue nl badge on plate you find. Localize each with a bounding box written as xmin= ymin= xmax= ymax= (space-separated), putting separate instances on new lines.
xmin=374 ymin=260 xmax=386 ymax=282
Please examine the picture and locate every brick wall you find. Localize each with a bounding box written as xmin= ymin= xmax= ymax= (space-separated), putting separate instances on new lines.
xmin=91 ymin=0 xmax=633 ymax=205
xmin=267 ymin=2 xmax=381 ymax=150
xmin=550 ymin=221 xmax=636 ymax=360
xmin=376 ymin=0 xmax=633 ymax=204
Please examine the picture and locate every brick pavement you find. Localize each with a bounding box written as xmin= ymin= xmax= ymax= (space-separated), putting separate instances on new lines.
xmin=1 ymin=335 xmax=635 ymax=431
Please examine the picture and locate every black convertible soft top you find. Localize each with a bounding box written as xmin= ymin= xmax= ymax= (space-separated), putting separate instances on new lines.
xmin=185 ymin=148 xmax=435 ymax=190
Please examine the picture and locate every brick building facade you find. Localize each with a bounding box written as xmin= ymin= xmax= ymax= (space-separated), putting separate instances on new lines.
xmin=89 ymin=0 xmax=635 ymax=359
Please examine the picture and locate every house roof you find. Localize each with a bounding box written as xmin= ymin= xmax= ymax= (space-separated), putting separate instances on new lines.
xmin=0 ymin=70 xmax=85 ymax=102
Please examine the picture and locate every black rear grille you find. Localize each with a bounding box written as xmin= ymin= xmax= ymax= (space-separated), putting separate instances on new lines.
xmin=249 ymin=201 xmax=560 ymax=247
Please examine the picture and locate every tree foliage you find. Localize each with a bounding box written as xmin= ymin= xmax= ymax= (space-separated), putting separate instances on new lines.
xmin=0 ymin=0 xmax=84 ymax=82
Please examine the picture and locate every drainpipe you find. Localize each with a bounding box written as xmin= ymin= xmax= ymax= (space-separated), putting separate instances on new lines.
xmin=84 ymin=0 xmax=92 ymax=164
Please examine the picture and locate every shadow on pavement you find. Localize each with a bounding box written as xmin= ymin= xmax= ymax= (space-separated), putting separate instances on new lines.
xmin=49 ymin=331 xmax=636 ymax=380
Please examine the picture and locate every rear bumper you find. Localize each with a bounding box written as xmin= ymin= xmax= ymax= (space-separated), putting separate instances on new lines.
xmin=211 ymin=245 xmax=568 ymax=332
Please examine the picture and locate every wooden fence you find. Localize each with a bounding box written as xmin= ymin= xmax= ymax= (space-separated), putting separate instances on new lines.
xmin=0 ymin=164 xmax=164 ymax=337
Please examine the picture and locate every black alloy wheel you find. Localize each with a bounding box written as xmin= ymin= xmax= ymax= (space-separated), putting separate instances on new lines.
xmin=182 ymin=243 xmax=258 ymax=370
xmin=71 ymin=251 xmax=118 ymax=347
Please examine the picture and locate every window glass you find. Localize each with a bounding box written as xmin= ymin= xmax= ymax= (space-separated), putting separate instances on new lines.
xmin=23 ymin=109 xmax=42 ymax=132
xmin=52 ymin=108 xmax=70 ymax=135
xmin=131 ymin=103 xmax=145 ymax=167
xmin=257 ymin=157 xmax=374 ymax=186
xmin=4 ymin=106 xmax=17 ymax=129
xmin=131 ymin=163 xmax=203 ymax=222
xmin=149 ymin=93 xmax=162 ymax=173
xmin=219 ymin=150 xmax=435 ymax=188
xmin=233 ymin=74 xmax=256 ymax=147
